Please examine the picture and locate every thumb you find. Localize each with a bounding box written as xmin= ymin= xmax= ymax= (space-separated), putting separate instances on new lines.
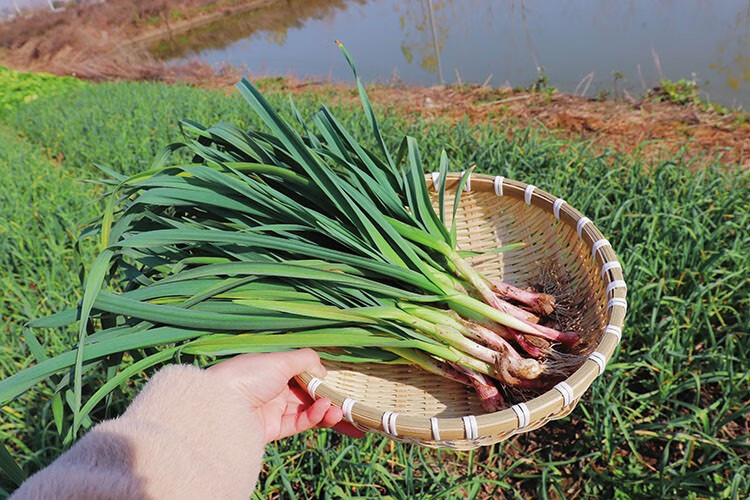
xmin=271 ymin=348 xmax=327 ymax=381
xmin=209 ymin=349 xmax=327 ymax=384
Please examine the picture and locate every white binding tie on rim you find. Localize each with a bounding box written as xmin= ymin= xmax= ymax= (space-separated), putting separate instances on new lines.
xmin=431 ymin=172 xmax=440 ymax=189
xmin=607 ymin=297 xmax=628 ymax=313
xmin=592 ymin=238 xmax=611 ymax=258
xmin=430 ymin=417 xmax=441 ymax=441
xmin=606 ymin=280 xmax=627 ymax=295
xmin=524 ymin=184 xmax=536 ymax=205
xmin=605 ymin=325 xmax=623 ymax=341
xmin=601 ymin=261 xmax=622 ymax=278
xmin=494 ymin=176 xmax=504 ymax=196
xmin=553 ymin=198 xmax=566 ymax=220
xmin=381 ymin=411 xmax=399 ymax=436
xmin=462 ymin=415 xmax=479 ymax=440
xmin=461 ymin=170 xmax=472 ymax=191
xmin=577 ymin=217 xmax=591 ymax=238
xmin=306 ymin=377 xmax=323 ymax=399
xmin=588 ymin=351 xmax=607 ymax=376
xmin=554 ymin=381 xmax=574 ymax=407
xmin=341 ymin=398 xmax=357 ymax=423
xmin=511 ymin=403 xmax=531 ymax=428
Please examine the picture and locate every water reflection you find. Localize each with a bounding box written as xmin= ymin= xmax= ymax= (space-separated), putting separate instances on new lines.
xmin=151 ymin=0 xmax=750 ymax=108
xmin=396 ymin=0 xmax=448 ymax=83
xmin=710 ymin=4 xmax=750 ymax=103
xmin=150 ymin=0 xmax=364 ymax=60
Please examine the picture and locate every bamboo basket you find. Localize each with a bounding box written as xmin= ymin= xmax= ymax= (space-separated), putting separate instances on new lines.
xmin=297 ymin=173 xmax=626 ymax=449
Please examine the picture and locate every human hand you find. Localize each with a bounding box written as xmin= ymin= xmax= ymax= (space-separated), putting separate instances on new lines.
xmin=208 ymin=349 xmax=366 ymax=443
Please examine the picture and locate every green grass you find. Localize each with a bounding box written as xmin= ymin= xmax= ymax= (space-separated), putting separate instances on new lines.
xmin=0 ymin=127 xmax=100 ymax=495
xmin=0 ymin=67 xmax=86 ymax=114
xmin=650 ymin=78 xmax=733 ymax=115
xmin=1 ymin=79 xmax=748 ymax=499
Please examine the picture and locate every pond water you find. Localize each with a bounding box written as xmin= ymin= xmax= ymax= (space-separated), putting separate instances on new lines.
xmin=153 ymin=0 xmax=750 ymax=108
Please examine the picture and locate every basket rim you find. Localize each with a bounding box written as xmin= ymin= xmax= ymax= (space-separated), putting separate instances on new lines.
xmin=297 ymin=173 xmax=626 ymax=444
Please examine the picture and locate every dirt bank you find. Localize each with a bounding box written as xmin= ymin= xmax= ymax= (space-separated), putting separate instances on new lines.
xmin=1 ymin=0 xmax=748 ymax=168
xmin=250 ymin=77 xmax=750 ymax=168
xmin=0 ymin=0 xmax=352 ymax=82
xmin=0 ymin=0 xmax=256 ymax=82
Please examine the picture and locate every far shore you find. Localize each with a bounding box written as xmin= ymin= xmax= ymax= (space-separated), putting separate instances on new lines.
xmin=1 ymin=0 xmax=748 ymax=168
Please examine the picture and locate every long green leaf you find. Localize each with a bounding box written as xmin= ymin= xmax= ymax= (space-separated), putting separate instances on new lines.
xmin=450 ymin=166 xmax=475 ymax=248
xmin=73 ymin=248 xmax=114 ymax=436
xmin=404 ymin=136 xmax=451 ymax=243
xmin=0 ymin=327 xmax=205 ymax=404
xmin=76 ymin=348 xmax=179 ymax=427
xmin=336 ymin=41 xmax=397 ymax=174
xmin=0 ymin=442 xmax=25 ymax=486
xmin=437 ymin=150 xmax=449 ymax=223
xmin=179 ymin=328 xmax=422 ymax=356
xmin=115 ymin=229 xmax=443 ymax=294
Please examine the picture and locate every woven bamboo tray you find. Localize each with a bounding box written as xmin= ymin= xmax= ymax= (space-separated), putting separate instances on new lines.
xmin=297 ymin=173 xmax=626 ymax=449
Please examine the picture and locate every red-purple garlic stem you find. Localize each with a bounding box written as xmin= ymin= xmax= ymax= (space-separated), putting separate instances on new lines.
xmin=489 ymin=295 xmax=541 ymax=324
xmin=524 ymin=321 xmax=579 ymax=348
xmin=488 ymin=312 xmax=578 ymax=348
xmin=509 ymin=328 xmax=547 ymax=358
xmin=489 ymin=278 xmax=556 ymax=316
xmin=462 ymin=322 xmax=543 ymax=381
xmin=475 ymin=320 xmax=547 ymax=359
xmin=387 ymin=347 xmax=473 ymax=386
xmin=451 ymin=362 xmax=505 ymax=412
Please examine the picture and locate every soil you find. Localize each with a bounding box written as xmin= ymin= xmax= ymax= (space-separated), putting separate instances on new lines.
xmin=254 ymin=78 xmax=750 ymax=168
xmin=1 ymin=0 xmax=748 ymax=168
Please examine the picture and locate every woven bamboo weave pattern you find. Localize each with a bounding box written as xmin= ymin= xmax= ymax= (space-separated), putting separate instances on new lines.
xmin=298 ymin=174 xmax=626 ymax=450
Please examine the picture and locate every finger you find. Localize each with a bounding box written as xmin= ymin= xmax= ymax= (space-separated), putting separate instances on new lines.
xmin=333 ymin=421 xmax=367 ymax=438
xmin=208 ymin=350 xmax=326 ymax=385
xmin=207 ymin=352 xmax=262 ymax=374
xmin=277 ymin=397 xmax=332 ymax=439
xmin=280 ymin=401 xmax=308 ymax=416
xmin=260 ymin=380 xmax=312 ymax=409
xmin=288 ymin=379 xmax=313 ymax=405
xmin=316 ymin=406 xmax=343 ymax=429
xmin=273 ymin=349 xmax=327 ymax=380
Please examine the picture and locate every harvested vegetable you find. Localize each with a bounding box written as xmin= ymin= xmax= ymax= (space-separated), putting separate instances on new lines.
xmin=0 ymin=44 xmax=584 ymax=437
